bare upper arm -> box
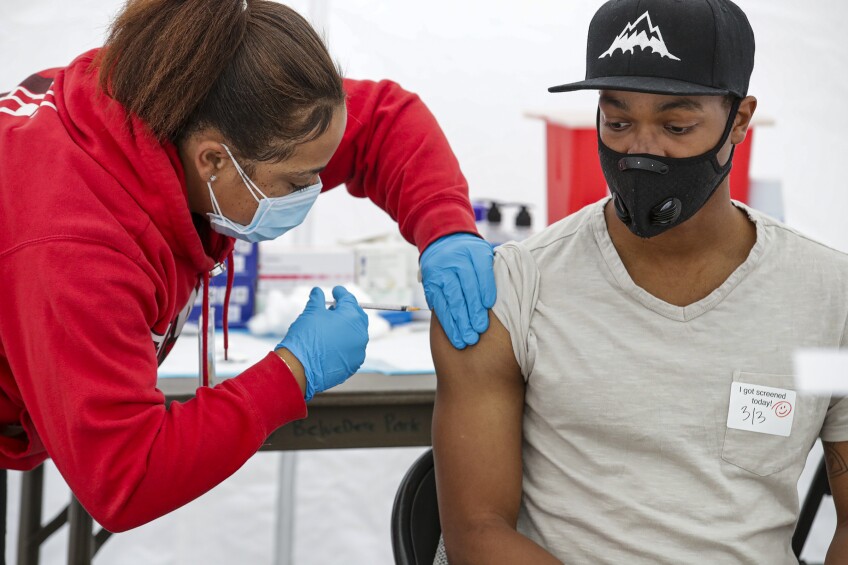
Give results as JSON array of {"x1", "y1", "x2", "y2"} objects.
[
  {"x1": 431, "y1": 311, "x2": 526, "y2": 547},
  {"x1": 824, "y1": 441, "x2": 848, "y2": 523}
]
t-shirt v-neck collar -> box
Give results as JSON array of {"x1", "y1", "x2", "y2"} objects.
[{"x1": 591, "y1": 197, "x2": 768, "y2": 322}]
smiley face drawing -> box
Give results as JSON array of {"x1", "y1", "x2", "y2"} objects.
[{"x1": 773, "y1": 401, "x2": 792, "y2": 418}]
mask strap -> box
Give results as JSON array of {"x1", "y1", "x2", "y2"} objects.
[
  {"x1": 221, "y1": 143, "x2": 269, "y2": 202},
  {"x1": 709, "y1": 97, "x2": 742, "y2": 170},
  {"x1": 719, "y1": 98, "x2": 742, "y2": 147},
  {"x1": 207, "y1": 175, "x2": 225, "y2": 217},
  {"x1": 207, "y1": 175, "x2": 251, "y2": 234}
]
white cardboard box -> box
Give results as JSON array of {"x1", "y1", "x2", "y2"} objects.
[{"x1": 353, "y1": 241, "x2": 420, "y2": 305}]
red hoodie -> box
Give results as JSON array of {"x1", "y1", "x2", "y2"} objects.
[{"x1": 0, "y1": 49, "x2": 476, "y2": 532}]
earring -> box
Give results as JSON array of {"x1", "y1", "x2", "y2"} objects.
[{"x1": 209, "y1": 175, "x2": 217, "y2": 182}]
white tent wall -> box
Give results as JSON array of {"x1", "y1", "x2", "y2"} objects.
[{"x1": 1, "y1": 1, "x2": 846, "y2": 563}]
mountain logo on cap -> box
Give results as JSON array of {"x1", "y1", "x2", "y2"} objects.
[{"x1": 598, "y1": 11, "x2": 680, "y2": 61}]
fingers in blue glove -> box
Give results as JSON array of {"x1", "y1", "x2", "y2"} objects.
[
  {"x1": 430, "y1": 289, "x2": 467, "y2": 350},
  {"x1": 442, "y1": 274, "x2": 479, "y2": 346},
  {"x1": 332, "y1": 285, "x2": 357, "y2": 306},
  {"x1": 463, "y1": 239, "x2": 495, "y2": 334},
  {"x1": 470, "y1": 241, "x2": 497, "y2": 309},
  {"x1": 305, "y1": 287, "x2": 326, "y2": 311},
  {"x1": 331, "y1": 286, "x2": 368, "y2": 326},
  {"x1": 457, "y1": 261, "x2": 489, "y2": 336}
]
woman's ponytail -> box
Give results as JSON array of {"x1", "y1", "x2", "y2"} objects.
[
  {"x1": 97, "y1": 0, "x2": 345, "y2": 163},
  {"x1": 98, "y1": 0, "x2": 248, "y2": 141}
]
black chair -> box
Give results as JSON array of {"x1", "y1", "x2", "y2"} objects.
[
  {"x1": 391, "y1": 449, "x2": 441, "y2": 565},
  {"x1": 794, "y1": 457, "x2": 831, "y2": 565}
]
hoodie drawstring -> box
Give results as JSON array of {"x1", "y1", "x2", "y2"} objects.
[
  {"x1": 201, "y1": 270, "x2": 210, "y2": 388},
  {"x1": 222, "y1": 251, "x2": 234, "y2": 362},
  {"x1": 201, "y1": 252, "x2": 235, "y2": 387}
]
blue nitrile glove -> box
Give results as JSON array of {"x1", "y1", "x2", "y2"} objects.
[
  {"x1": 278, "y1": 287, "x2": 369, "y2": 401},
  {"x1": 420, "y1": 233, "x2": 497, "y2": 349}
]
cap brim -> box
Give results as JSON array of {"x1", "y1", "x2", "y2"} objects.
[{"x1": 548, "y1": 75, "x2": 730, "y2": 96}]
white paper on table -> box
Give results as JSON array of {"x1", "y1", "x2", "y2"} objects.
[
  {"x1": 793, "y1": 348, "x2": 848, "y2": 395},
  {"x1": 158, "y1": 325, "x2": 434, "y2": 379},
  {"x1": 358, "y1": 324, "x2": 434, "y2": 375}
]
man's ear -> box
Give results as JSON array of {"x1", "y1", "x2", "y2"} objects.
[{"x1": 731, "y1": 96, "x2": 757, "y2": 146}]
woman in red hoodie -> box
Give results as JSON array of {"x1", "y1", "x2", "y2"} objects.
[{"x1": 0, "y1": 0, "x2": 494, "y2": 535}]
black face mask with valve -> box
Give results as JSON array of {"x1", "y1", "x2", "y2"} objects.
[{"x1": 596, "y1": 98, "x2": 741, "y2": 239}]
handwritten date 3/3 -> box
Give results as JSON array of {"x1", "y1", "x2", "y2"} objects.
[{"x1": 741, "y1": 405, "x2": 766, "y2": 426}]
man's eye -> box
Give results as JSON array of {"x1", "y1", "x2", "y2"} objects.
[
  {"x1": 605, "y1": 121, "x2": 628, "y2": 131},
  {"x1": 291, "y1": 183, "x2": 312, "y2": 192},
  {"x1": 665, "y1": 125, "x2": 693, "y2": 135}
]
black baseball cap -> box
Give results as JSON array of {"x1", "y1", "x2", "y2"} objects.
[{"x1": 549, "y1": 0, "x2": 755, "y2": 98}]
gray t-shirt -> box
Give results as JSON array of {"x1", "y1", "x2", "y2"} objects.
[{"x1": 483, "y1": 199, "x2": 848, "y2": 564}]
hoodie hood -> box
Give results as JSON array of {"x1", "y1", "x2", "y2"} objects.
[
  {"x1": 1, "y1": 49, "x2": 236, "y2": 375},
  {"x1": 53, "y1": 49, "x2": 232, "y2": 271}
]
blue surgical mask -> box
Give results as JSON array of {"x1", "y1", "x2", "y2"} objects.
[{"x1": 206, "y1": 144, "x2": 322, "y2": 243}]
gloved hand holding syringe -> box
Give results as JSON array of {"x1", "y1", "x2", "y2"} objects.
[{"x1": 276, "y1": 286, "x2": 370, "y2": 401}]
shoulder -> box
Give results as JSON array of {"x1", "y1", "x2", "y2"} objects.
[
  {"x1": 742, "y1": 203, "x2": 848, "y2": 275},
  {"x1": 491, "y1": 201, "x2": 604, "y2": 377},
  {"x1": 496, "y1": 199, "x2": 603, "y2": 268},
  {"x1": 522, "y1": 200, "x2": 601, "y2": 252}
]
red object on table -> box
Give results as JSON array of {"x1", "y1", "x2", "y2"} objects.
[{"x1": 543, "y1": 121, "x2": 755, "y2": 225}]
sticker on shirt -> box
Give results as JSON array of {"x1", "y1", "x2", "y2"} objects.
[{"x1": 726, "y1": 382, "x2": 796, "y2": 437}]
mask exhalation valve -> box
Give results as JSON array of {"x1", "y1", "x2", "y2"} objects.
[
  {"x1": 613, "y1": 194, "x2": 632, "y2": 224},
  {"x1": 650, "y1": 198, "x2": 682, "y2": 225}
]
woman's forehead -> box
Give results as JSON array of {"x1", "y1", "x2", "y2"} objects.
[{"x1": 258, "y1": 106, "x2": 347, "y2": 174}]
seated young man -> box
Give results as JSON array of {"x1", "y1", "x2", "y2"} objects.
[{"x1": 431, "y1": 0, "x2": 848, "y2": 563}]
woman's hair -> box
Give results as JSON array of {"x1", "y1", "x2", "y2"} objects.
[{"x1": 97, "y1": 0, "x2": 345, "y2": 162}]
